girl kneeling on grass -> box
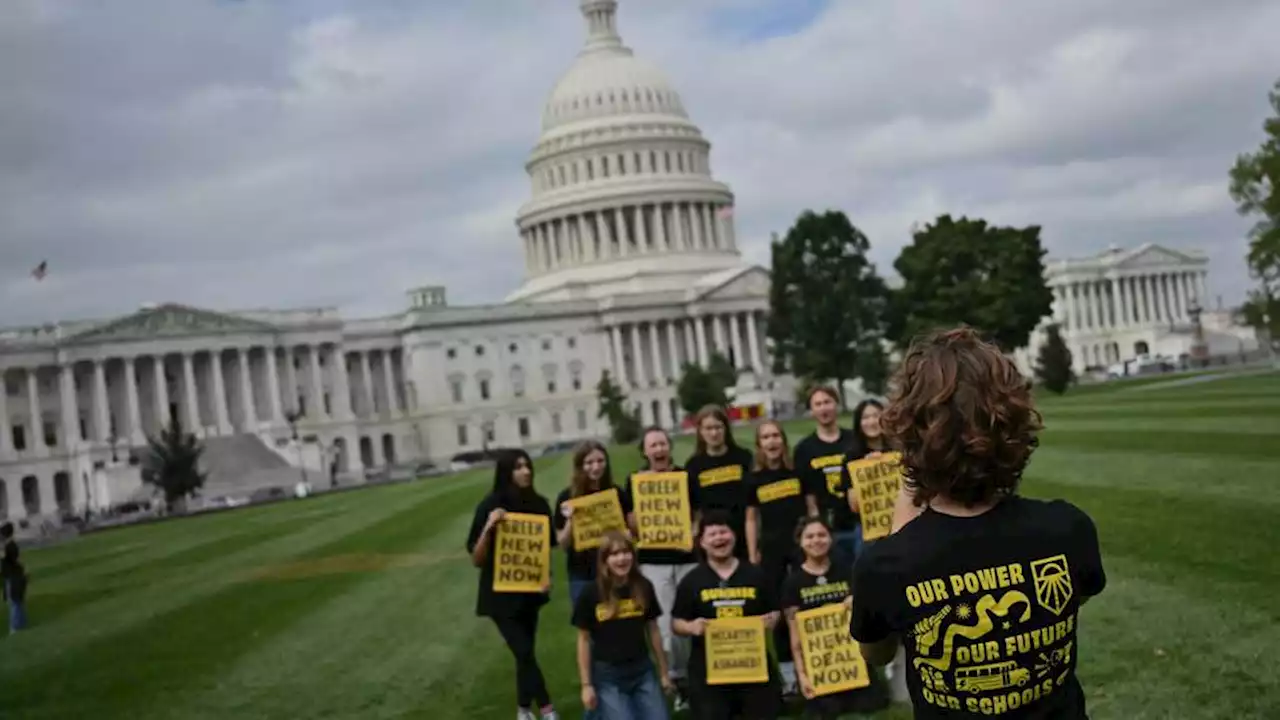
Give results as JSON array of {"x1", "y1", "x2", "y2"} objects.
[
  {"x1": 466, "y1": 450, "x2": 560, "y2": 720},
  {"x1": 573, "y1": 531, "x2": 672, "y2": 720}
]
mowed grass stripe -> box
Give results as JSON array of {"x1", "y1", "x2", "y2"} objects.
[
  {"x1": 1037, "y1": 428, "x2": 1280, "y2": 461},
  {"x1": 138, "y1": 503, "x2": 483, "y2": 720},
  {"x1": 1040, "y1": 417, "x2": 1280, "y2": 436},
  {"x1": 1044, "y1": 400, "x2": 1280, "y2": 420},
  {"x1": 0, "y1": 475, "x2": 480, "y2": 679},
  {"x1": 4, "y1": 479, "x2": 483, "y2": 720},
  {"x1": 1029, "y1": 448, "x2": 1280, "y2": 506}
]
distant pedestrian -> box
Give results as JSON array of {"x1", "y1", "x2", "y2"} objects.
[{"x1": 2, "y1": 522, "x2": 29, "y2": 634}]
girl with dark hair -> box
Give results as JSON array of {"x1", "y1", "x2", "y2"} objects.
[
  {"x1": 781, "y1": 517, "x2": 888, "y2": 719},
  {"x1": 684, "y1": 405, "x2": 753, "y2": 561},
  {"x1": 850, "y1": 327, "x2": 1106, "y2": 719},
  {"x1": 623, "y1": 425, "x2": 699, "y2": 713},
  {"x1": 465, "y1": 450, "x2": 560, "y2": 720},
  {"x1": 850, "y1": 399, "x2": 886, "y2": 458},
  {"x1": 572, "y1": 531, "x2": 671, "y2": 720},
  {"x1": 555, "y1": 440, "x2": 627, "y2": 608},
  {"x1": 744, "y1": 420, "x2": 817, "y2": 696}
]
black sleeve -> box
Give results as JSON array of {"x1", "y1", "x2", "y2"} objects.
[
  {"x1": 542, "y1": 497, "x2": 558, "y2": 549},
  {"x1": 617, "y1": 485, "x2": 633, "y2": 515},
  {"x1": 779, "y1": 571, "x2": 801, "y2": 611},
  {"x1": 644, "y1": 579, "x2": 663, "y2": 620},
  {"x1": 571, "y1": 584, "x2": 596, "y2": 630},
  {"x1": 757, "y1": 567, "x2": 779, "y2": 612},
  {"x1": 745, "y1": 474, "x2": 760, "y2": 508},
  {"x1": 849, "y1": 548, "x2": 893, "y2": 643},
  {"x1": 465, "y1": 496, "x2": 493, "y2": 554},
  {"x1": 672, "y1": 570, "x2": 699, "y2": 621},
  {"x1": 793, "y1": 443, "x2": 819, "y2": 498},
  {"x1": 1070, "y1": 504, "x2": 1106, "y2": 598}
]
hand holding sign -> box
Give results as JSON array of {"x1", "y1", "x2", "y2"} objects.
[
  {"x1": 632, "y1": 472, "x2": 693, "y2": 551},
  {"x1": 847, "y1": 452, "x2": 904, "y2": 541},
  {"x1": 706, "y1": 616, "x2": 769, "y2": 685},
  {"x1": 794, "y1": 603, "x2": 871, "y2": 696},
  {"x1": 566, "y1": 488, "x2": 626, "y2": 550}
]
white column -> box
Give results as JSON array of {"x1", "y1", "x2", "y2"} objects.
[
  {"x1": 688, "y1": 203, "x2": 704, "y2": 250},
  {"x1": 238, "y1": 348, "x2": 257, "y2": 430},
  {"x1": 0, "y1": 371, "x2": 10, "y2": 454},
  {"x1": 712, "y1": 313, "x2": 728, "y2": 358},
  {"x1": 647, "y1": 323, "x2": 664, "y2": 385},
  {"x1": 1089, "y1": 282, "x2": 1101, "y2": 329},
  {"x1": 153, "y1": 356, "x2": 170, "y2": 429},
  {"x1": 124, "y1": 357, "x2": 142, "y2": 443},
  {"x1": 182, "y1": 352, "x2": 200, "y2": 431},
  {"x1": 635, "y1": 205, "x2": 650, "y2": 253},
  {"x1": 521, "y1": 231, "x2": 533, "y2": 274},
  {"x1": 628, "y1": 324, "x2": 646, "y2": 387},
  {"x1": 307, "y1": 346, "x2": 325, "y2": 419},
  {"x1": 673, "y1": 203, "x2": 687, "y2": 251},
  {"x1": 683, "y1": 319, "x2": 696, "y2": 367},
  {"x1": 728, "y1": 313, "x2": 745, "y2": 368},
  {"x1": 616, "y1": 207, "x2": 632, "y2": 257},
  {"x1": 25, "y1": 369, "x2": 45, "y2": 451},
  {"x1": 665, "y1": 320, "x2": 681, "y2": 378},
  {"x1": 333, "y1": 349, "x2": 353, "y2": 420},
  {"x1": 700, "y1": 203, "x2": 716, "y2": 249},
  {"x1": 1161, "y1": 274, "x2": 1175, "y2": 322},
  {"x1": 359, "y1": 352, "x2": 375, "y2": 416},
  {"x1": 1060, "y1": 284, "x2": 1074, "y2": 332},
  {"x1": 59, "y1": 365, "x2": 78, "y2": 451},
  {"x1": 595, "y1": 212, "x2": 613, "y2": 260},
  {"x1": 1135, "y1": 276, "x2": 1147, "y2": 323},
  {"x1": 694, "y1": 316, "x2": 709, "y2": 366},
  {"x1": 610, "y1": 325, "x2": 627, "y2": 386},
  {"x1": 1196, "y1": 271, "x2": 1208, "y2": 306},
  {"x1": 211, "y1": 352, "x2": 232, "y2": 433},
  {"x1": 1116, "y1": 277, "x2": 1129, "y2": 327},
  {"x1": 93, "y1": 360, "x2": 110, "y2": 441},
  {"x1": 746, "y1": 311, "x2": 763, "y2": 375},
  {"x1": 381, "y1": 350, "x2": 398, "y2": 415},
  {"x1": 654, "y1": 204, "x2": 669, "y2": 251},
  {"x1": 266, "y1": 349, "x2": 284, "y2": 423},
  {"x1": 579, "y1": 215, "x2": 597, "y2": 263}
]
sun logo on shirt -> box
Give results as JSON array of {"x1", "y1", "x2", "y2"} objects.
[
  {"x1": 1031, "y1": 555, "x2": 1074, "y2": 616},
  {"x1": 955, "y1": 603, "x2": 972, "y2": 620}
]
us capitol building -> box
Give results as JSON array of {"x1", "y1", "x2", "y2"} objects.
[{"x1": 0, "y1": 0, "x2": 1247, "y2": 524}]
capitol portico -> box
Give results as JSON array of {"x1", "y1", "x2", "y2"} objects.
[{"x1": 0, "y1": 0, "x2": 778, "y2": 524}]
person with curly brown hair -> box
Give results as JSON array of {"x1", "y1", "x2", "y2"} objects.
[{"x1": 849, "y1": 327, "x2": 1105, "y2": 719}]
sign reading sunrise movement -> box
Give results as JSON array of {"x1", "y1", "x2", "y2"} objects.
[
  {"x1": 567, "y1": 488, "x2": 627, "y2": 550},
  {"x1": 493, "y1": 513, "x2": 550, "y2": 593},
  {"x1": 632, "y1": 471, "x2": 693, "y2": 552},
  {"x1": 705, "y1": 616, "x2": 769, "y2": 685},
  {"x1": 848, "y1": 452, "x2": 904, "y2": 541},
  {"x1": 795, "y1": 603, "x2": 871, "y2": 696}
]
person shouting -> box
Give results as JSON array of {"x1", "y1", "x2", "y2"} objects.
[{"x1": 684, "y1": 405, "x2": 754, "y2": 561}]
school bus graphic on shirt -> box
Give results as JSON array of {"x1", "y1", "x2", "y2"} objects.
[{"x1": 955, "y1": 661, "x2": 1031, "y2": 694}]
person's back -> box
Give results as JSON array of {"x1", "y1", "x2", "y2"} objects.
[{"x1": 849, "y1": 327, "x2": 1105, "y2": 719}]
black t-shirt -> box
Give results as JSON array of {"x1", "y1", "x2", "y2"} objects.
[
  {"x1": 781, "y1": 560, "x2": 854, "y2": 612},
  {"x1": 746, "y1": 466, "x2": 810, "y2": 550},
  {"x1": 572, "y1": 577, "x2": 663, "y2": 666},
  {"x1": 622, "y1": 467, "x2": 698, "y2": 566},
  {"x1": 465, "y1": 489, "x2": 556, "y2": 618},
  {"x1": 672, "y1": 561, "x2": 778, "y2": 682},
  {"x1": 850, "y1": 497, "x2": 1106, "y2": 719},
  {"x1": 794, "y1": 429, "x2": 859, "y2": 532},
  {"x1": 685, "y1": 447, "x2": 755, "y2": 523},
  {"x1": 553, "y1": 486, "x2": 632, "y2": 581}
]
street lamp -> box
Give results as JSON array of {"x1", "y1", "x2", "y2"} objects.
[
  {"x1": 106, "y1": 431, "x2": 120, "y2": 464},
  {"x1": 284, "y1": 407, "x2": 308, "y2": 487},
  {"x1": 1187, "y1": 298, "x2": 1209, "y2": 368}
]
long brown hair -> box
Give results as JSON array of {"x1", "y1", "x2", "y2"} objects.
[
  {"x1": 594, "y1": 531, "x2": 646, "y2": 619},
  {"x1": 693, "y1": 404, "x2": 740, "y2": 456},
  {"x1": 570, "y1": 440, "x2": 613, "y2": 498},
  {"x1": 752, "y1": 419, "x2": 793, "y2": 471}
]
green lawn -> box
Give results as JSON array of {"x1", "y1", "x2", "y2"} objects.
[{"x1": 3, "y1": 372, "x2": 1278, "y2": 719}]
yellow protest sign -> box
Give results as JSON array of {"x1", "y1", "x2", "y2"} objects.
[
  {"x1": 706, "y1": 616, "x2": 770, "y2": 685},
  {"x1": 848, "y1": 452, "x2": 903, "y2": 541},
  {"x1": 795, "y1": 603, "x2": 871, "y2": 696},
  {"x1": 493, "y1": 513, "x2": 551, "y2": 593},
  {"x1": 631, "y1": 471, "x2": 693, "y2": 551},
  {"x1": 567, "y1": 488, "x2": 627, "y2": 550}
]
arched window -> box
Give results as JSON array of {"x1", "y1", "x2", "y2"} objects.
[{"x1": 1134, "y1": 340, "x2": 1150, "y2": 356}]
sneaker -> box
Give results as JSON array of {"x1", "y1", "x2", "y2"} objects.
[
  {"x1": 540, "y1": 712, "x2": 560, "y2": 720},
  {"x1": 517, "y1": 709, "x2": 536, "y2": 720}
]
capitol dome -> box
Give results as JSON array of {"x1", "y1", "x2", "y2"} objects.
[{"x1": 507, "y1": 0, "x2": 745, "y2": 304}]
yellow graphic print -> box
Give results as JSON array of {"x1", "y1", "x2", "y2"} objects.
[
  {"x1": 595, "y1": 597, "x2": 645, "y2": 622},
  {"x1": 700, "y1": 464, "x2": 744, "y2": 488},
  {"x1": 757, "y1": 478, "x2": 802, "y2": 504},
  {"x1": 1034, "y1": 640, "x2": 1072, "y2": 679},
  {"x1": 1030, "y1": 555, "x2": 1073, "y2": 616},
  {"x1": 912, "y1": 591, "x2": 1032, "y2": 672},
  {"x1": 809, "y1": 454, "x2": 845, "y2": 497},
  {"x1": 954, "y1": 662, "x2": 1032, "y2": 694},
  {"x1": 911, "y1": 606, "x2": 953, "y2": 656}
]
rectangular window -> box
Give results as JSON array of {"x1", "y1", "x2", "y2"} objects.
[
  {"x1": 12, "y1": 425, "x2": 25, "y2": 451},
  {"x1": 518, "y1": 417, "x2": 530, "y2": 439},
  {"x1": 486, "y1": 424, "x2": 496, "y2": 443},
  {"x1": 323, "y1": 393, "x2": 332, "y2": 416},
  {"x1": 44, "y1": 421, "x2": 57, "y2": 447},
  {"x1": 577, "y1": 409, "x2": 587, "y2": 430},
  {"x1": 551, "y1": 412, "x2": 562, "y2": 435},
  {"x1": 451, "y1": 381, "x2": 463, "y2": 404},
  {"x1": 480, "y1": 379, "x2": 491, "y2": 401},
  {"x1": 571, "y1": 375, "x2": 582, "y2": 391},
  {"x1": 456, "y1": 424, "x2": 468, "y2": 447},
  {"x1": 546, "y1": 381, "x2": 556, "y2": 394}
]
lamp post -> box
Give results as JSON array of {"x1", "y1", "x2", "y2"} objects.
[
  {"x1": 1187, "y1": 298, "x2": 1209, "y2": 368},
  {"x1": 284, "y1": 407, "x2": 308, "y2": 487},
  {"x1": 107, "y1": 431, "x2": 120, "y2": 464}
]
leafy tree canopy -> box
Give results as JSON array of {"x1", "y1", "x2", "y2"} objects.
[
  {"x1": 1229, "y1": 78, "x2": 1280, "y2": 317},
  {"x1": 595, "y1": 370, "x2": 640, "y2": 444}
]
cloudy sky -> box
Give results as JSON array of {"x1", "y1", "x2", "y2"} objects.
[{"x1": 3, "y1": 0, "x2": 1277, "y2": 327}]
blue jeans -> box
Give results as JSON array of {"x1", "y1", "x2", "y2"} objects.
[
  {"x1": 6, "y1": 580, "x2": 27, "y2": 633},
  {"x1": 570, "y1": 578, "x2": 594, "y2": 609},
  {"x1": 834, "y1": 528, "x2": 863, "y2": 566},
  {"x1": 595, "y1": 657, "x2": 669, "y2": 720}
]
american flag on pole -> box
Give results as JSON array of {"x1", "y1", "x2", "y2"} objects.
[
  {"x1": 31, "y1": 260, "x2": 48, "y2": 281},
  {"x1": 716, "y1": 205, "x2": 734, "y2": 220}
]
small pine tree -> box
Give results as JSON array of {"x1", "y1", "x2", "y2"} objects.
[
  {"x1": 596, "y1": 371, "x2": 641, "y2": 444},
  {"x1": 1035, "y1": 324, "x2": 1075, "y2": 395},
  {"x1": 677, "y1": 363, "x2": 727, "y2": 416},
  {"x1": 144, "y1": 415, "x2": 207, "y2": 512}
]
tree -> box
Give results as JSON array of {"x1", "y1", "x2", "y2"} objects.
[
  {"x1": 676, "y1": 352, "x2": 737, "y2": 416},
  {"x1": 888, "y1": 214, "x2": 1053, "y2": 351},
  {"x1": 855, "y1": 341, "x2": 890, "y2": 395},
  {"x1": 1229, "y1": 78, "x2": 1280, "y2": 330},
  {"x1": 1238, "y1": 291, "x2": 1280, "y2": 340},
  {"x1": 1034, "y1": 324, "x2": 1075, "y2": 395},
  {"x1": 143, "y1": 415, "x2": 206, "y2": 512},
  {"x1": 596, "y1": 370, "x2": 640, "y2": 444},
  {"x1": 767, "y1": 210, "x2": 890, "y2": 408}
]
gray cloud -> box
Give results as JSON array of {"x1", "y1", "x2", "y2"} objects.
[{"x1": 2, "y1": 0, "x2": 1276, "y2": 327}]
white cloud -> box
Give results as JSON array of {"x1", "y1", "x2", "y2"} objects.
[{"x1": 1, "y1": 0, "x2": 1276, "y2": 327}]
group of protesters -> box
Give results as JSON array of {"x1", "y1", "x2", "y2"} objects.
[{"x1": 466, "y1": 327, "x2": 1107, "y2": 720}]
